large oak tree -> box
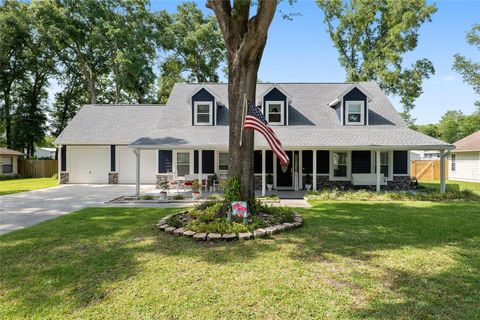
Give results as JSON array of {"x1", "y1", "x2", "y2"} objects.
[
  {"x1": 317, "y1": 0, "x2": 437, "y2": 125},
  {"x1": 206, "y1": 0, "x2": 278, "y2": 200}
]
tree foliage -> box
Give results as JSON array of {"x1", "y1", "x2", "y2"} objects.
[
  {"x1": 156, "y1": 2, "x2": 226, "y2": 103},
  {"x1": 317, "y1": 0, "x2": 437, "y2": 124},
  {"x1": 412, "y1": 110, "x2": 480, "y2": 143},
  {"x1": 0, "y1": 0, "x2": 30, "y2": 148},
  {"x1": 453, "y1": 24, "x2": 480, "y2": 112},
  {"x1": 1, "y1": 0, "x2": 225, "y2": 151}
]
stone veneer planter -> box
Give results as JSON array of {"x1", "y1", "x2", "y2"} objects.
[{"x1": 156, "y1": 211, "x2": 303, "y2": 242}]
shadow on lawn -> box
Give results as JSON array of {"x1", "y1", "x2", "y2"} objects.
[
  {"x1": 0, "y1": 207, "x2": 179, "y2": 316},
  {"x1": 1, "y1": 202, "x2": 479, "y2": 318},
  {"x1": 290, "y1": 201, "x2": 480, "y2": 318}
]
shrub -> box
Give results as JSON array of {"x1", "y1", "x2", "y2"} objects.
[
  {"x1": 140, "y1": 195, "x2": 155, "y2": 200},
  {"x1": 166, "y1": 214, "x2": 183, "y2": 228},
  {"x1": 221, "y1": 176, "x2": 242, "y2": 203},
  {"x1": 190, "y1": 202, "x2": 222, "y2": 223},
  {"x1": 187, "y1": 218, "x2": 249, "y2": 234},
  {"x1": 304, "y1": 188, "x2": 480, "y2": 202},
  {"x1": 170, "y1": 194, "x2": 185, "y2": 200},
  {"x1": 256, "y1": 203, "x2": 295, "y2": 224}
]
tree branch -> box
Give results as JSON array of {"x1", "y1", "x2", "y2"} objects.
[{"x1": 206, "y1": 0, "x2": 232, "y2": 43}]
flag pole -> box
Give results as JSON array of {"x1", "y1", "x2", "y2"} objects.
[{"x1": 239, "y1": 93, "x2": 247, "y2": 146}]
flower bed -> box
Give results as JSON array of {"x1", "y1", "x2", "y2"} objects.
[{"x1": 156, "y1": 201, "x2": 303, "y2": 241}]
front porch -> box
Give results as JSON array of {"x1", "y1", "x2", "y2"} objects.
[{"x1": 130, "y1": 148, "x2": 449, "y2": 196}]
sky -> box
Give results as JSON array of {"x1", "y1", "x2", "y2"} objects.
[{"x1": 150, "y1": 0, "x2": 479, "y2": 124}]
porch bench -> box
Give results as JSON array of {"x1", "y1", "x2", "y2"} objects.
[{"x1": 351, "y1": 173, "x2": 387, "y2": 186}]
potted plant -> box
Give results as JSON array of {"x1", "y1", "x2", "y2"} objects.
[
  {"x1": 191, "y1": 180, "x2": 201, "y2": 199},
  {"x1": 304, "y1": 173, "x2": 312, "y2": 191},
  {"x1": 158, "y1": 180, "x2": 170, "y2": 199},
  {"x1": 266, "y1": 173, "x2": 274, "y2": 191}
]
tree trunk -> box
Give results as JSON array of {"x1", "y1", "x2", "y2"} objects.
[
  {"x1": 88, "y1": 77, "x2": 97, "y2": 104},
  {"x1": 207, "y1": 0, "x2": 277, "y2": 201},
  {"x1": 3, "y1": 88, "x2": 12, "y2": 148},
  {"x1": 227, "y1": 54, "x2": 262, "y2": 200}
]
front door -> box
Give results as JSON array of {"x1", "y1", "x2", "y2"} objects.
[{"x1": 276, "y1": 151, "x2": 293, "y2": 189}]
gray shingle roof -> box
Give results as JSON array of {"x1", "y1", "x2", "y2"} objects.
[{"x1": 55, "y1": 82, "x2": 453, "y2": 150}]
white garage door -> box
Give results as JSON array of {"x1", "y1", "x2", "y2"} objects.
[
  {"x1": 68, "y1": 146, "x2": 109, "y2": 183},
  {"x1": 118, "y1": 147, "x2": 157, "y2": 184}
]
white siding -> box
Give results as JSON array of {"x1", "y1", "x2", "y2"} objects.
[
  {"x1": 117, "y1": 146, "x2": 157, "y2": 184},
  {"x1": 448, "y1": 151, "x2": 480, "y2": 182}
]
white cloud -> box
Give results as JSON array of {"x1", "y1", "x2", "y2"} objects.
[{"x1": 441, "y1": 75, "x2": 456, "y2": 82}]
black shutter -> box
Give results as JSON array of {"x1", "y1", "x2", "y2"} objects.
[
  {"x1": 393, "y1": 151, "x2": 408, "y2": 174},
  {"x1": 316, "y1": 150, "x2": 329, "y2": 174},
  {"x1": 110, "y1": 145, "x2": 116, "y2": 171},
  {"x1": 254, "y1": 151, "x2": 262, "y2": 174},
  {"x1": 352, "y1": 151, "x2": 371, "y2": 173},
  {"x1": 266, "y1": 150, "x2": 273, "y2": 173},
  {"x1": 61, "y1": 146, "x2": 67, "y2": 172},
  {"x1": 202, "y1": 150, "x2": 215, "y2": 173},
  {"x1": 158, "y1": 150, "x2": 172, "y2": 173},
  {"x1": 302, "y1": 151, "x2": 313, "y2": 174},
  {"x1": 194, "y1": 150, "x2": 199, "y2": 174}
]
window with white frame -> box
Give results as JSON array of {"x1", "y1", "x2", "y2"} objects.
[
  {"x1": 2, "y1": 157, "x2": 12, "y2": 173},
  {"x1": 176, "y1": 152, "x2": 190, "y2": 176},
  {"x1": 374, "y1": 151, "x2": 389, "y2": 177},
  {"x1": 219, "y1": 152, "x2": 228, "y2": 171},
  {"x1": 333, "y1": 152, "x2": 348, "y2": 177},
  {"x1": 266, "y1": 101, "x2": 284, "y2": 125},
  {"x1": 194, "y1": 101, "x2": 213, "y2": 125},
  {"x1": 346, "y1": 101, "x2": 364, "y2": 125},
  {"x1": 451, "y1": 154, "x2": 456, "y2": 171}
]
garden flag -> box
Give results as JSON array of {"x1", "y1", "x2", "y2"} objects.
[{"x1": 243, "y1": 100, "x2": 290, "y2": 167}]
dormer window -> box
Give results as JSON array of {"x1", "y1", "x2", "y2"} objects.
[
  {"x1": 346, "y1": 101, "x2": 364, "y2": 125},
  {"x1": 266, "y1": 101, "x2": 284, "y2": 125},
  {"x1": 194, "y1": 101, "x2": 213, "y2": 125}
]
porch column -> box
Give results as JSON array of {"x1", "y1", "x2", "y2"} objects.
[
  {"x1": 57, "y1": 144, "x2": 62, "y2": 184},
  {"x1": 312, "y1": 150, "x2": 317, "y2": 190},
  {"x1": 440, "y1": 150, "x2": 447, "y2": 193},
  {"x1": 134, "y1": 149, "x2": 140, "y2": 196},
  {"x1": 198, "y1": 149, "x2": 202, "y2": 194},
  {"x1": 376, "y1": 150, "x2": 381, "y2": 192},
  {"x1": 261, "y1": 149, "x2": 266, "y2": 196}
]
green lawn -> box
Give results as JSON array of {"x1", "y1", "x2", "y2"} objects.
[
  {"x1": 420, "y1": 179, "x2": 480, "y2": 195},
  {"x1": 1, "y1": 201, "x2": 479, "y2": 319},
  {"x1": 0, "y1": 177, "x2": 58, "y2": 196}
]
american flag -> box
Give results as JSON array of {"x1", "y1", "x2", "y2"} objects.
[{"x1": 244, "y1": 101, "x2": 289, "y2": 166}]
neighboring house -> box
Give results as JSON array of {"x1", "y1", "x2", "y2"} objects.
[
  {"x1": 0, "y1": 148, "x2": 24, "y2": 176},
  {"x1": 55, "y1": 82, "x2": 453, "y2": 193},
  {"x1": 410, "y1": 150, "x2": 441, "y2": 160},
  {"x1": 448, "y1": 131, "x2": 480, "y2": 183},
  {"x1": 34, "y1": 147, "x2": 56, "y2": 159}
]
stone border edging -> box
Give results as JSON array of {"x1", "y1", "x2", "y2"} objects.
[{"x1": 156, "y1": 211, "x2": 303, "y2": 242}]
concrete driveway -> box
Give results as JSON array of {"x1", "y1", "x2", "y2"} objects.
[{"x1": 0, "y1": 184, "x2": 144, "y2": 235}]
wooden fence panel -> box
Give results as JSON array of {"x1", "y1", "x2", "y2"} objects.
[
  {"x1": 18, "y1": 160, "x2": 58, "y2": 178},
  {"x1": 410, "y1": 160, "x2": 448, "y2": 181}
]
